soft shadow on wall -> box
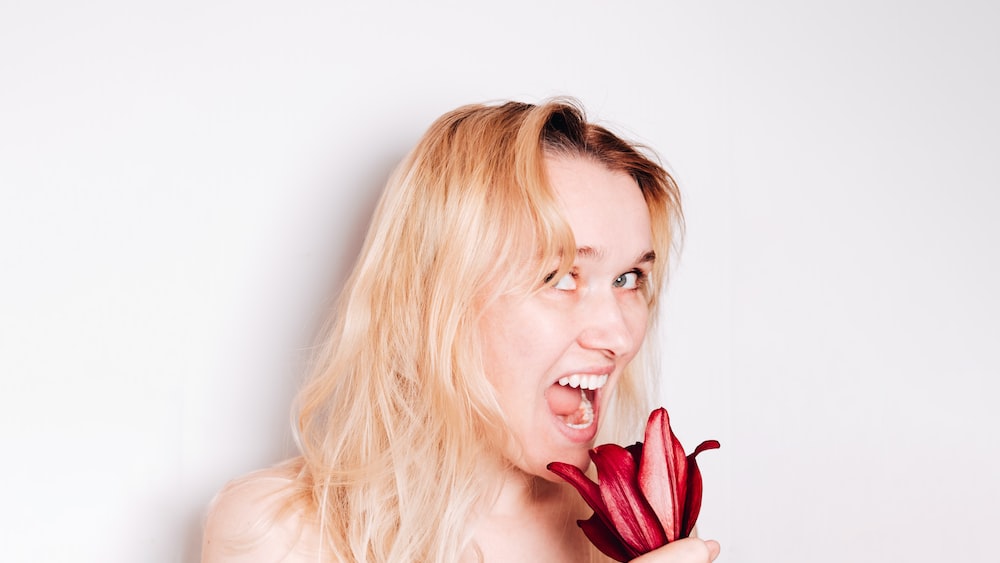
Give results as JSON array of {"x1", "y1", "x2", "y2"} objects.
[{"x1": 179, "y1": 150, "x2": 401, "y2": 562}]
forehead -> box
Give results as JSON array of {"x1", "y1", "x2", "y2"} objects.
[{"x1": 545, "y1": 156, "x2": 652, "y2": 254}]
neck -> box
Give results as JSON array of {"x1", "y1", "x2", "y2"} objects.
[
  {"x1": 467, "y1": 464, "x2": 594, "y2": 562},
  {"x1": 490, "y1": 467, "x2": 568, "y2": 516}
]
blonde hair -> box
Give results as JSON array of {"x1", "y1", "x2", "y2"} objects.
[{"x1": 255, "y1": 99, "x2": 681, "y2": 561}]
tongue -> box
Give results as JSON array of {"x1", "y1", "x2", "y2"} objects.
[{"x1": 545, "y1": 384, "x2": 583, "y2": 416}]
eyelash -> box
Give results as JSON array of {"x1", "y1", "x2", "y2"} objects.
[
  {"x1": 542, "y1": 269, "x2": 647, "y2": 291},
  {"x1": 614, "y1": 269, "x2": 647, "y2": 290},
  {"x1": 542, "y1": 270, "x2": 562, "y2": 285},
  {"x1": 543, "y1": 270, "x2": 578, "y2": 291}
]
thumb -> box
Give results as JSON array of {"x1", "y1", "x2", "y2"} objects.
[
  {"x1": 634, "y1": 537, "x2": 721, "y2": 562},
  {"x1": 704, "y1": 539, "x2": 721, "y2": 560}
]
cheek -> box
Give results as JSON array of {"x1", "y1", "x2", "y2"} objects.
[
  {"x1": 625, "y1": 301, "x2": 651, "y2": 351},
  {"x1": 480, "y1": 304, "x2": 545, "y2": 385},
  {"x1": 479, "y1": 303, "x2": 572, "y2": 397},
  {"x1": 486, "y1": 321, "x2": 561, "y2": 382}
]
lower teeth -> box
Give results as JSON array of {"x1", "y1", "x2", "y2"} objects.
[{"x1": 565, "y1": 389, "x2": 594, "y2": 429}]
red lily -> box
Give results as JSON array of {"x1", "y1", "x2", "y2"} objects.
[{"x1": 548, "y1": 408, "x2": 719, "y2": 562}]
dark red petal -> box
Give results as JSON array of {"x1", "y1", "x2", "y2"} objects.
[
  {"x1": 691, "y1": 439, "x2": 721, "y2": 457},
  {"x1": 681, "y1": 440, "x2": 720, "y2": 538},
  {"x1": 549, "y1": 460, "x2": 628, "y2": 550},
  {"x1": 638, "y1": 407, "x2": 688, "y2": 541},
  {"x1": 626, "y1": 441, "x2": 643, "y2": 464},
  {"x1": 547, "y1": 461, "x2": 606, "y2": 514},
  {"x1": 591, "y1": 443, "x2": 667, "y2": 553},
  {"x1": 637, "y1": 409, "x2": 675, "y2": 537},
  {"x1": 578, "y1": 513, "x2": 640, "y2": 562},
  {"x1": 668, "y1": 425, "x2": 689, "y2": 538}
]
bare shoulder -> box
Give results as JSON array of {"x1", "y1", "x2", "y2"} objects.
[{"x1": 202, "y1": 458, "x2": 320, "y2": 562}]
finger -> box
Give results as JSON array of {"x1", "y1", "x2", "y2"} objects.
[
  {"x1": 704, "y1": 539, "x2": 721, "y2": 561},
  {"x1": 640, "y1": 538, "x2": 716, "y2": 562}
]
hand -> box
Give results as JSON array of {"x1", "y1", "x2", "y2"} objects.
[{"x1": 630, "y1": 537, "x2": 721, "y2": 563}]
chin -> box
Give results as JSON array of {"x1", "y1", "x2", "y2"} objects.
[{"x1": 538, "y1": 449, "x2": 592, "y2": 480}]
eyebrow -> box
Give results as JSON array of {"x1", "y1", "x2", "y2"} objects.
[
  {"x1": 576, "y1": 246, "x2": 605, "y2": 260},
  {"x1": 576, "y1": 246, "x2": 656, "y2": 265},
  {"x1": 638, "y1": 250, "x2": 657, "y2": 264}
]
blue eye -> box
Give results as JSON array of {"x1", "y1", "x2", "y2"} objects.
[{"x1": 613, "y1": 271, "x2": 643, "y2": 289}]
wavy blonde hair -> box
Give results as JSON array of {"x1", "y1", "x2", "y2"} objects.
[{"x1": 255, "y1": 99, "x2": 682, "y2": 561}]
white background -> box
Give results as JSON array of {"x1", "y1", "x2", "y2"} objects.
[{"x1": 2, "y1": 1, "x2": 997, "y2": 561}]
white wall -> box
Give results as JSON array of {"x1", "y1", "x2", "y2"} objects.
[{"x1": 2, "y1": 1, "x2": 997, "y2": 561}]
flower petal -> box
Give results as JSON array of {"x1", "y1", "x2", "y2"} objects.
[
  {"x1": 578, "y1": 513, "x2": 641, "y2": 562},
  {"x1": 548, "y1": 460, "x2": 630, "y2": 552},
  {"x1": 681, "y1": 439, "x2": 720, "y2": 538},
  {"x1": 591, "y1": 443, "x2": 667, "y2": 553},
  {"x1": 549, "y1": 409, "x2": 720, "y2": 559},
  {"x1": 626, "y1": 441, "x2": 643, "y2": 464},
  {"x1": 547, "y1": 461, "x2": 606, "y2": 514},
  {"x1": 637, "y1": 407, "x2": 689, "y2": 541}
]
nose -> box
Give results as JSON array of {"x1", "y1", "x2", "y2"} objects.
[{"x1": 575, "y1": 290, "x2": 641, "y2": 358}]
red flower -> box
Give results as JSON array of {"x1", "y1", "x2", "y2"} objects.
[{"x1": 548, "y1": 408, "x2": 720, "y2": 562}]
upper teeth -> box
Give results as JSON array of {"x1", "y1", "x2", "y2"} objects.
[{"x1": 557, "y1": 374, "x2": 609, "y2": 390}]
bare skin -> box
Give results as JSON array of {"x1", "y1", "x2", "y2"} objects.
[
  {"x1": 467, "y1": 470, "x2": 720, "y2": 562},
  {"x1": 202, "y1": 157, "x2": 720, "y2": 562},
  {"x1": 465, "y1": 474, "x2": 593, "y2": 562},
  {"x1": 202, "y1": 468, "x2": 320, "y2": 562},
  {"x1": 202, "y1": 467, "x2": 719, "y2": 562}
]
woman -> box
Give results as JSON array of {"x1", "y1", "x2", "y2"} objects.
[{"x1": 202, "y1": 99, "x2": 720, "y2": 562}]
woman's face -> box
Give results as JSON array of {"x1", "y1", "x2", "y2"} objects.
[{"x1": 480, "y1": 155, "x2": 654, "y2": 479}]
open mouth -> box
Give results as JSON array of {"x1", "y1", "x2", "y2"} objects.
[{"x1": 547, "y1": 374, "x2": 609, "y2": 430}]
